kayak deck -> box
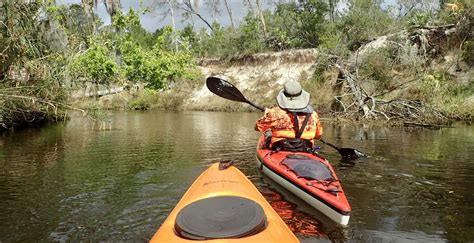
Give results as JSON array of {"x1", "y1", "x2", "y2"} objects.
[
  {"x1": 256, "y1": 136, "x2": 351, "y2": 226},
  {"x1": 150, "y1": 162, "x2": 299, "y2": 243}
]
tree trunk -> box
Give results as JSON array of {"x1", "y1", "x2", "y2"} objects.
[
  {"x1": 255, "y1": 0, "x2": 267, "y2": 38},
  {"x1": 244, "y1": 0, "x2": 256, "y2": 16},
  {"x1": 81, "y1": 0, "x2": 96, "y2": 34},
  {"x1": 182, "y1": 0, "x2": 214, "y2": 32},
  {"x1": 168, "y1": 0, "x2": 178, "y2": 52},
  {"x1": 104, "y1": 0, "x2": 122, "y2": 35},
  {"x1": 223, "y1": 0, "x2": 235, "y2": 28},
  {"x1": 95, "y1": 82, "x2": 99, "y2": 101},
  {"x1": 195, "y1": 12, "x2": 214, "y2": 32},
  {"x1": 329, "y1": 0, "x2": 335, "y2": 23}
]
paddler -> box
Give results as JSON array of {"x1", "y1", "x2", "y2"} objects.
[{"x1": 255, "y1": 80, "x2": 323, "y2": 152}]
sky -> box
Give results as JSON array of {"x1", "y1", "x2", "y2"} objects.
[
  {"x1": 57, "y1": 0, "x2": 276, "y2": 32},
  {"x1": 56, "y1": 0, "x2": 431, "y2": 33}
]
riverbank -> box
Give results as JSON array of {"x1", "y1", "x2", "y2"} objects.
[
  {"x1": 3, "y1": 40, "x2": 472, "y2": 133},
  {"x1": 2, "y1": 1, "x2": 472, "y2": 133},
  {"x1": 88, "y1": 46, "x2": 472, "y2": 126}
]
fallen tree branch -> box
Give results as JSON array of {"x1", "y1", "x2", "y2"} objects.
[
  {"x1": 333, "y1": 63, "x2": 374, "y2": 118},
  {"x1": 403, "y1": 122, "x2": 447, "y2": 128},
  {"x1": 412, "y1": 24, "x2": 456, "y2": 30},
  {"x1": 0, "y1": 94, "x2": 86, "y2": 115}
]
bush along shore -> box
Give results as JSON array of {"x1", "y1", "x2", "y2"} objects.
[{"x1": 1, "y1": 1, "x2": 472, "y2": 132}]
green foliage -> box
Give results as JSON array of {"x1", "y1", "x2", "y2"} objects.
[
  {"x1": 65, "y1": 9, "x2": 198, "y2": 92},
  {"x1": 113, "y1": 8, "x2": 141, "y2": 31},
  {"x1": 417, "y1": 70, "x2": 473, "y2": 118},
  {"x1": 180, "y1": 22, "x2": 241, "y2": 58},
  {"x1": 358, "y1": 48, "x2": 395, "y2": 91},
  {"x1": 155, "y1": 91, "x2": 188, "y2": 111},
  {"x1": 421, "y1": 70, "x2": 473, "y2": 97},
  {"x1": 408, "y1": 12, "x2": 433, "y2": 27},
  {"x1": 267, "y1": 1, "x2": 328, "y2": 49},
  {"x1": 71, "y1": 42, "x2": 120, "y2": 85},
  {"x1": 290, "y1": 0, "x2": 328, "y2": 48},
  {"x1": 337, "y1": 0, "x2": 395, "y2": 51},
  {"x1": 311, "y1": 53, "x2": 334, "y2": 84},
  {"x1": 207, "y1": 22, "x2": 236, "y2": 57},
  {"x1": 128, "y1": 89, "x2": 158, "y2": 110},
  {"x1": 82, "y1": 101, "x2": 110, "y2": 121},
  {"x1": 237, "y1": 15, "x2": 267, "y2": 54},
  {"x1": 0, "y1": 1, "x2": 72, "y2": 129},
  {"x1": 128, "y1": 98, "x2": 151, "y2": 110},
  {"x1": 318, "y1": 23, "x2": 349, "y2": 55},
  {"x1": 319, "y1": 27, "x2": 340, "y2": 50},
  {"x1": 461, "y1": 40, "x2": 474, "y2": 66},
  {"x1": 119, "y1": 41, "x2": 148, "y2": 82},
  {"x1": 111, "y1": 9, "x2": 156, "y2": 48},
  {"x1": 120, "y1": 26, "x2": 197, "y2": 90},
  {"x1": 180, "y1": 25, "x2": 201, "y2": 53},
  {"x1": 1, "y1": 1, "x2": 48, "y2": 74}
]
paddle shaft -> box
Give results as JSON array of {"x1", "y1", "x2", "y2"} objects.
[
  {"x1": 320, "y1": 139, "x2": 340, "y2": 150},
  {"x1": 247, "y1": 101, "x2": 264, "y2": 112}
]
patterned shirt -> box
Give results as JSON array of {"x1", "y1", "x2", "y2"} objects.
[{"x1": 255, "y1": 105, "x2": 323, "y2": 144}]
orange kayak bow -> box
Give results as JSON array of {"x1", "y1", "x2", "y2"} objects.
[{"x1": 150, "y1": 161, "x2": 299, "y2": 243}]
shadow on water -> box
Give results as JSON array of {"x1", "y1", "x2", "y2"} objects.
[{"x1": 0, "y1": 111, "x2": 473, "y2": 242}]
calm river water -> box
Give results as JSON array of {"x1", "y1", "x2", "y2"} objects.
[{"x1": 1, "y1": 111, "x2": 473, "y2": 242}]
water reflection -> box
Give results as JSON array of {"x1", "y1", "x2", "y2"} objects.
[
  {"x1": 0, "y1": 111, "x2": 473, "y2": 242},
  {"x1": 260, "y1": 188, "x2": 323, "y2": 236}
]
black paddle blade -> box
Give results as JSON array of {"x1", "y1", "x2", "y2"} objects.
[
  {"x1": 206, "y1": 77, "x2": 248, "y2": 103},
  {"x1": 339, "y1": 148, "x2": 367, "y2": 159},
  {"x1": 320, "y1": 139, "x2": 366, "y2": 159},
  {"x1": 206, "y1": 76, "x2": 265, "y2": 111}
]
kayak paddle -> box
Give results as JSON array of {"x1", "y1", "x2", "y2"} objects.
[
  {"x1": 206, "y1": 76, "x2": 366, "y2": 159},
  {"x1": 320, "y1": 139, "x2": 367, "y2": 158},
  {"x1": 206, "y1": 77, "x2": 265, "y2": 112}
]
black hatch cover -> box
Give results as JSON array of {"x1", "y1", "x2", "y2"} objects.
[
  {"x1": 282, "y1": 157, "x2": 334, "y2": 181},
  {"x1": 175, "y1": 196, "x2": 267, "y2": 240}
]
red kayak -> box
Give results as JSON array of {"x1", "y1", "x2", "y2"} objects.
[{"x1": 256, "y1": 136, "x2": 351, "y2": 226}]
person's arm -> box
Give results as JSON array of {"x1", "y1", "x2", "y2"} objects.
[{"x1": 255, "y1": 108, "x2": 274, "y2": 132}]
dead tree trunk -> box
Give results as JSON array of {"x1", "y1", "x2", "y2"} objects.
[
  {"x1": 333, "y1": 63, "x2": 373, "y2": 118},
  {"x1": 223, "y1": 0, "x2": 235, "y2": 28},
  {"x1": 182, "y1": 0, "x2": 214, "y2": 32},
  {"x1": 167, "y1": 0, "x2": 178, "y2": 52},
  {"x1": 255, "y1": 0, "x2": 267, "y2": 38}
]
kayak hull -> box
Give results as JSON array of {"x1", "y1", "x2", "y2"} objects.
[
  {"x1": 150, "y1": 162, "x2": 299, "y2": 243},
  {"x1": 256, "y1": 136, "x2": 351, "y2": 226}
]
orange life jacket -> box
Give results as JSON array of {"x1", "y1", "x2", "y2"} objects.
[{"x1": 255, "y1": 106, "x2": 323, "y2": 145}]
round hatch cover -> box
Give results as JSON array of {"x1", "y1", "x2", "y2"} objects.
[{"x1": 175, "y1": 196, "x2": 267, "y2": 240}]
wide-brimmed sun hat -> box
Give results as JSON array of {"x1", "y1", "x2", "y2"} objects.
[{"x1": 276, "y1": 80, "x2": 310, "y2": 110}]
